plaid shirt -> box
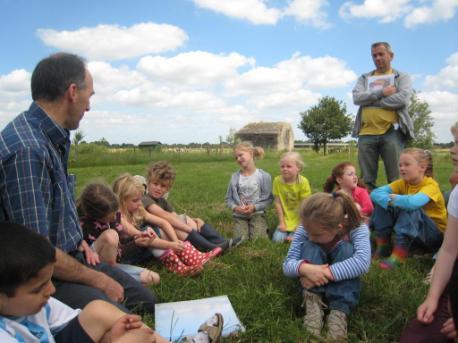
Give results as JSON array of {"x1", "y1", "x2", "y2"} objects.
[{"x1": 0, "y1": 102, "x2": 82, "y2": 252}]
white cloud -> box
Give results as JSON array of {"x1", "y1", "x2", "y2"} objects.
[
  {"x1": 137, "y1": 51, "x2": 255, "y2": 87},
  {"x1": 339, "y1": 0, "x2": 412, "y2": 23},
  {"x1": 0, "y1": 69, "x2": 30, "y2": 95},
  {"x1": 37, "y1": 22, "x2": 188, "y2": 61},
  {"x1": 405, "y1": 0, "x2": 458, "y2": 28},
  {"x1": 193, "y1": 0, "x2": 281, "y2": 25},
  {"x1": 425, "y1": 52, "x2": 458, "y2": 90},
  {"x1": 283, "y1": 0, "x2": 331, "y2": 28},
  {"x1": 276, "y1": 53, "x2": 357, "y2": 88}
]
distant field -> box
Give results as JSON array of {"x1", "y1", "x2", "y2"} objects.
[{"x1": 69, "y1": 148, "x2": 454, "y2": 342}]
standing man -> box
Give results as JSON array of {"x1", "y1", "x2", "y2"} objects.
[
  {"x1": 0, "y1": 53, "x2": 156, "y2": 313},
  {"x1": 352, "y1": 42, "x2": 414, "y2": 190}
]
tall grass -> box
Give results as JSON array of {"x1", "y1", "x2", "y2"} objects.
[{"x1": 70, "y1": 148, "x2": 454, "y2": 342}]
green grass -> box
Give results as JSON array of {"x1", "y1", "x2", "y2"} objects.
[{"x1": 70, "y1": 149, "x2": 454, "y2": 342}]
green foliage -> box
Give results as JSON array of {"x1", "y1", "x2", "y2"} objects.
[
  {"x1": 408, "y1": 91, "x2": 435, "y2": 149},
  {"x1": 70, "y1": 151, "x2": 453, "y2": 342},
  {"x1": 71, "y1": 130, "x2": 84, "y2": 161},
  {"x1": 299, "y1": 96, "x2": 353, "y2": 155}
]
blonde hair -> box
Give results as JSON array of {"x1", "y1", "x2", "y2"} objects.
[
  {"x1": 451, "y1": 121, "x2": 458, "y2": 135},
  {"x1": 300, "y1": 192, "x2": 361, "y2": 235},
  {"x1": 280, "y1": 151, "x2": 304, "y2": 172},
  {"x1": 401, "y1": 148, "x2": 434, "y2": 178},
  {"x1": 112, "y1": 173, "x2": 146, "y2": 227},
  {"x1": 234, "y1": 141, "x2": 265, "y2": 160}
]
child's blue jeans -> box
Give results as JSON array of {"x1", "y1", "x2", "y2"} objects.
[
  {"x1": 371, "y1": 204, "x2": 443, "y2": 251},
  {"x1": 272, "y1": 228, "x2": 295, "y2": 242},
  {"x1": 300, "y1": 240, "x2": 360, "y2": 315}
]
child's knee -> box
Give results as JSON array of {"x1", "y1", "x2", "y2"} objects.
[{"x1": 98, "y1": 229, "x2": 120, "y2": 247}]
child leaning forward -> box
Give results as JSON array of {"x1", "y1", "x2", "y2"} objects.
[{"x1": 283, "y1": 192, "x2": 371, "y2": 340}]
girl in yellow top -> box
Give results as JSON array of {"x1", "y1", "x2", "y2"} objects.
[
  {"x1": 371, "y1": 148, "x2": 447, "y2": 269},
  {"x1": 272, "y1": 152, "x2": 311, "y2": 243}
]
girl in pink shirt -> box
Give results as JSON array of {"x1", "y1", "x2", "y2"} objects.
[{"x1": 324, "y1": 162, "x2": 373, "y2": 219}]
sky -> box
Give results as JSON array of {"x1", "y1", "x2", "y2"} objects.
[{"x1": 0, "y1": 0, "x2": 457, "y2": 145}]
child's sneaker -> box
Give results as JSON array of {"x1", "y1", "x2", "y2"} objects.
[
  {"x1": 325, "y1": 309, "x2": 348, "y2": 341},
  {"x1": 302, "y1": 290, "x2": 326, "y2": 336}
]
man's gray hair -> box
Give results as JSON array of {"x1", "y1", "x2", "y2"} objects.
[{"x1": 371, "y1": 42, "x2": 393, "y2": 55}]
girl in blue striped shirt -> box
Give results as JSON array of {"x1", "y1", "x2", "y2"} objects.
[{"x1": 283, "y1": 192, "x2": 371, "y2": 340}]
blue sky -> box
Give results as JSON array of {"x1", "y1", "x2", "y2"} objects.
[{"x1": 0, "y1": 0, "x2": 457, "y2": 144}]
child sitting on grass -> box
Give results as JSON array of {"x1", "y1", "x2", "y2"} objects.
[
  {"x1": 78, "y1": 182, "x2": 160, "y2": 286},
  {"x1": 323, "y1": 161, "x2": 373, "y2": 219},
  {"x1": 272, "y1": 151, "x2": 311, "y2": 243},
  {"x1": 371, "y1": 148, "x2": 447, "y2": 270},
  {"x1": 283, "y1": 192, "x2": 371, "y2": 340},
  {"x1": 226, "y1": 142, "x2": 273, "y2": 240},
  {"x1": 0, "y1": 221, "x2": 163, "y2": 343},
  {"x1": 113, "y1": 173, "x2": 221, "y2": 277},
  {"x1": 142, "y1": 161, "x2": 242, "y2": 253}
]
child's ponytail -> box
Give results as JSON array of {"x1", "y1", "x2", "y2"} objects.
[
  {"x1": 333, "y1": 192, "x2": 362, "y2": 233},
  {"x1": 300, "y1": 192, "x2": 362, "y2": 235}
]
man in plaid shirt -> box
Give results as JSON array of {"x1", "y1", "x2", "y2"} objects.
[{"x1": 0, "y1": 53, "x2": 156, "y2": 314}]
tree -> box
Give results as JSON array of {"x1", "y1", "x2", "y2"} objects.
[
  {"x1": 408, "y1": 91, "x2": 435, "y2": 149},
  {"x1": 72, "y1": 130, "x2": 84, "y2": 161},
  {"x1": 299, "y1": 96, "x2": 353, "y2": 155},
  {"x1": 226, "y1": 128, "x2": 237, "y2": 146}
]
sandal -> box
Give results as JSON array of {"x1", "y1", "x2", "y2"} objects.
[{"x1": 198, "y1": 313, "x2": 224, "y2": 343}]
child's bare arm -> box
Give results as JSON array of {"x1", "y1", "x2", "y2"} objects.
[
  {"x1": 144, "y1": 211, "x2": 180, "y2": 242},
  {"x1": 148, "y1": 237, "x2": 184, "y2": 251},
  {"x1": 120, "y1": 217, "x2": 143, "y2": 237},
  {"x1": 145, "y1": 203, "x2": 193, "y2": 233}
]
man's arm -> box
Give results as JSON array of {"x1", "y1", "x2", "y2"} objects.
[
  {"x1": 352, "y1": 74, "x2": 384, "y2": 107},
  {"x1": 377, "y1": 72, "x2": 412, "y2": 110},
  {"x1": 54, "y1": 248, "x2": 124, "y2": 302}
]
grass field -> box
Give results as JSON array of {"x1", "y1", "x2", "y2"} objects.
[{"x1": 70, "y1": 149, "x2": 455, "y2": 342}]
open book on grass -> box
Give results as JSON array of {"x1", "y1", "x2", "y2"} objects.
[{"x1": 155, "y1": 295, "x2": 245, "y2": 341}]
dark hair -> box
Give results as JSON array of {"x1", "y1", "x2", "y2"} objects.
[
  {"x1": 77, "y1": 183, "x2": 119, "y2": 221},
  {"x1": 0, "y1": 222, "x2": 56, "y2": 296},
  {"x1": 31, "y1": 52, "x2": 87, "y2": 102},
  {"x1": 323, "y1": 161, "x2": 367, "y2": 193},
  {"x1": 300, "y1": 192, "x2": 362, "y2": 235},
  {"x1": 146, "y1": 161, "x2": 176, "y2": 186}
]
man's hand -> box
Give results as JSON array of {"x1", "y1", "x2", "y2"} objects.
[
  {"x1": 383, "y1": 85, "x2": 397, "y2": 96},
  {"x1": 95, "y1": 272, "x2": 124, "y2": 303}
]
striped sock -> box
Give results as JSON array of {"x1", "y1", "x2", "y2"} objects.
[
  {"x1": 374, "y1": 237, "x2": 391, "y2": 259},
  {"x1": 379, "y1": 246, "x2": 408, "y2": 270}
]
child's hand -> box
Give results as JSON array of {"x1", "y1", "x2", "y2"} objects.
[
  {"x1": 171, "y1": 241, "x2": 185, "y2": 252},
  {"x1": 441, "y1": 317, "x2": 457, "y2": 339},
  {"x1": 134, "y1": 236, "x2": 151, "y2": 247},
  {"x1": 144, "y1": 227, "x2": 156, "y2": 237},
  {"x1": 110, "y1": 314, "x2": 148, "y2": 341},
  {"x1": 234, "y1": 206, "x2": 246, "y2": 214},
  {"x1": 78, "y1": 240, "x2": 100, "y2": 266},
  {"x1": 278, "y1": 222, "x2": 287, "y2": 232},
  {"x1": 299, "y1": 263, "x2": 330, "y2": 287}
]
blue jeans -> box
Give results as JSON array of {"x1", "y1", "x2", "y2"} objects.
[
  {"x1": 53, "y1": 251, "x2": 157, "y2": 314},
  {"x1": 372, "y1": 204, "x2": 443, "y2": 251},
  {"x1": 117, "y1": 263, "x2": 146, "y2": 283},
  {"x1": 300, "y1": 240, "x2": 360, "y2": 315},
  {"x1": 358, "y1": 126, "x2": 405, "y2": 190},
  {"x1": 272, "y1": 228, "x2": 295, "y2": 242}
]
